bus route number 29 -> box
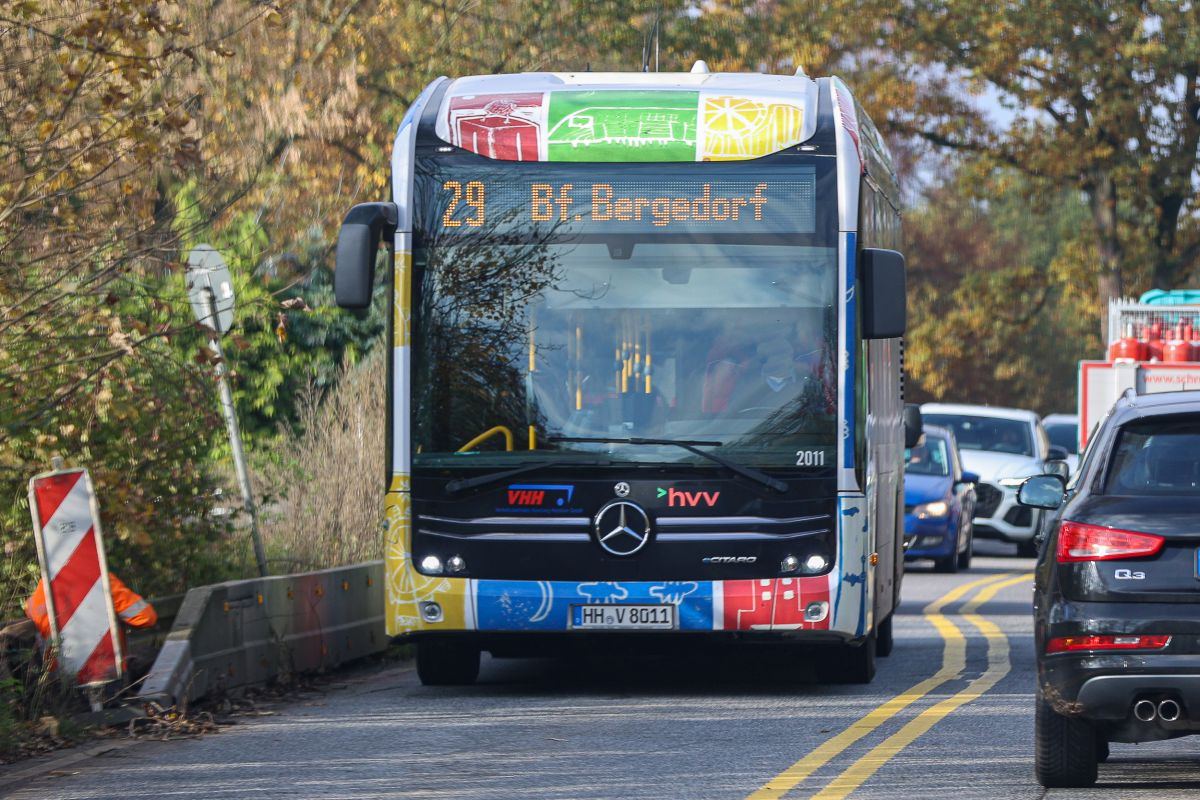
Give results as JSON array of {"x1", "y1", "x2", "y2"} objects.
[
  {"x1": 795, "y1": 449, "x2": 826, "y2": 467},
  {"x1": 442, "y1": 180, "x2": 485, "y2": 227}
]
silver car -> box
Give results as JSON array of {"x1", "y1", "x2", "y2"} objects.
[{"x1": 921, "y1": 403, "x2": 1068, "y2": 557}]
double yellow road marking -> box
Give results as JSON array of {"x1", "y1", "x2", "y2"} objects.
[{"x1": 747, "y1": 571, "x2": 1032, "y2": 800}]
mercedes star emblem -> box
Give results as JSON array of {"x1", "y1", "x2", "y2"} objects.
[
  {"x1": 614, "y1": 481, "x2": 631, "y2": 498},
  {"x1": 593, "y1": 500, "x2": 651, "y2": 557}
]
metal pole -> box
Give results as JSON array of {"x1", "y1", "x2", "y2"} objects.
[{"x1": 202, "y1": 289, "x2": 269, "y2": 577}]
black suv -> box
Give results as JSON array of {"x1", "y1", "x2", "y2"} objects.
[{"x1": 1019, "y1": 390, "x2": 1200, "y2": 787}]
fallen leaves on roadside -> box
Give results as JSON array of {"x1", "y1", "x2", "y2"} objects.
[{"x1": 127, "y1": 705, "x2": 220, "y2": 741}]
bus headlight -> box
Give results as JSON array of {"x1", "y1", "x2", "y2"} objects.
[
  {"x1": 419, "y1": 555, "x2": 443, "y2": 574},
  {"x1": 446, "y1": 555, "x2": 466, "y2": 574},
  {"x1": 802, "y1": 554, "x2": 828, "y2": 574}
]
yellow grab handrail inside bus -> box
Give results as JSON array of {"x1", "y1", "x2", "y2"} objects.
[{"x1": 457, "y1": 425, "x2": 514, "y2": 453}]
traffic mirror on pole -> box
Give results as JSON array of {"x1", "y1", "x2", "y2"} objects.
[{"x1": 186, "y1": 244, "x2": 235, "y2": 334}]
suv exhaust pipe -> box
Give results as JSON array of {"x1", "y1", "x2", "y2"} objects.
[
  {"x1": 1133, "y1": 699, "x2": 1157, "y2": 722},
  {"x1": 1158, "y1": 699, "x2": 1182, "y2": 722}
]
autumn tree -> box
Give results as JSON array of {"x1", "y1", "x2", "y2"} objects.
[
  {"x1": 882, "y1": 1, "x2": 1200, "y2": 328},
  {"x1": 172, "y1": 0, "x2": 668, "y2": 248},
  {"x1": 904, "y1": 166, "x2": 1101, "y2": 413},
  {"x1": 0, "y1": 2, "x2": 262, "y2": 613}
]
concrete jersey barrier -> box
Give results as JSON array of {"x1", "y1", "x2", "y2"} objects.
[{"x1": 139, "y1": 561, "x2": 385, "y2": 707}]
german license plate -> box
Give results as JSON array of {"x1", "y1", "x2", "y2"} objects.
[{"x1": 570, "y1": 604, "x2": 675, "y2": 630}]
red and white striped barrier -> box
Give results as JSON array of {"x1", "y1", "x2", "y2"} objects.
[{"x1": 28, "y1": 468, "x2": 124, "y2": 685}]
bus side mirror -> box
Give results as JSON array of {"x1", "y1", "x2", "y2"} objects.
[
  {"x1": 335, "y1": 202, "x2": 398, "y2": 309},
  {"x1": 903, "y1": 403, "x2": 923, "y2": 449},
  {"x1": 861, "y1": 248, "x2": 906, "y2": 339}
]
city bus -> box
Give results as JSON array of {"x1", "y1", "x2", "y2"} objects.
[{"x1": 334, "y1": 64, "x2": 914, "y2": 685}]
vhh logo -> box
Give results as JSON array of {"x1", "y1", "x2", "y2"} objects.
[
  {"x1": 658, "y1": 486, "x2": 720, "y2": 508},
  {"x1": 507, "y1": 489, "x2": 545, "y2": 506},
  {"x1": 504, "y1": 484, "x2": 574, "y2": 509}
]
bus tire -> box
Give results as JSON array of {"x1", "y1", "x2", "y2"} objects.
[
  {"x1": 416, "y1": 641, "x2": 480, "y2": 686},
  {"x1": 876, "y1": 614, "x2": 894, "y2": 658},
  {"x1": 816, "y1": 632, "x2": 876, "y2": 684}
]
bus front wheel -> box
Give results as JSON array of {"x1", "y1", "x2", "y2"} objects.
[
  {"x1": 416, "y1": 640, "x2": 480, "y2": 686},
  {"x1": 876, "y1": 614, "x2": 894, "y2": 658},
  {"x1": 816, "y1": 632, "x2": 876, "y2": 684}
]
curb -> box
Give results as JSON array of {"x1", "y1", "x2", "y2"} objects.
[{"x1": 0, "y1": 738, "x2": 141, "y2": 794}]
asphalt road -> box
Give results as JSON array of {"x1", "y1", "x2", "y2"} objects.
[{"x1": 7, "y1": 547, "x2": 1200, "y2": 799}]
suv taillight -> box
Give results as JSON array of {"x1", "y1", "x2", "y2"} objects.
[
  {"x1": 1045, "y1": 634, "x2": 1171, "y2": 654},
  {"x1": 1056, "y1": 521, "x2": 1164, "y2": 563}
]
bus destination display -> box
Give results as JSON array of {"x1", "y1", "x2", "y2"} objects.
[{"x1": 432, "y1": 171, "x2": 816, "y2": 236}]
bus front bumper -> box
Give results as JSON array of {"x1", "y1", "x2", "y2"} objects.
[{"x1": 388, "y1": 573, "x2": 870, "y2": 641}]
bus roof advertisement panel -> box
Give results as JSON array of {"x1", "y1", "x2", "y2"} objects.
[
  {"x1": 698, "y1": 95, "x2": 805, "y2": 161},
  {"x1": 546, "y1": 90, "x2": 699, "y2": 162},
  {"x1": 445, "y1": 92, "x2": 547, "y2": 161},
  {"x1": 434, "y1": 79, "x2": 813, "y2": 162}
]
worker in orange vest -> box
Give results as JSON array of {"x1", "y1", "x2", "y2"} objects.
[{"x1": 25, "y1": 574, "x2": 157, "y2": 669}]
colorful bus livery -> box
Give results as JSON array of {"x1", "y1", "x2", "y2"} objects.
[{"x1": 335, "y1": 66, "x2": 913, "y2": 685}]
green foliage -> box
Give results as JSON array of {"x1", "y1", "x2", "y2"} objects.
[
  {"x1": 0, "y1": 676, "x2": 19, "y2": 756},
  {"x1": 172, "y1": 183, "x2": 386, "y2": 443},
  {"x1": 0, "y1": 278, "x2": 239, "y2": 617}
]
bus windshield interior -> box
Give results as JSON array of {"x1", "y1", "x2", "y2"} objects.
[{"x1": 410, "y1": 159, "x2": 838, "y2": 469}]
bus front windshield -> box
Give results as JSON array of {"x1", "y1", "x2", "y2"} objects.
[{"x1": 410, "y1": 158, "x2": 838, "y2": 469}]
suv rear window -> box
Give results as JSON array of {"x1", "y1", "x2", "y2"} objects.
[{"x1": 1104, "y1": 416, "x2": 1200, "y2": 495}]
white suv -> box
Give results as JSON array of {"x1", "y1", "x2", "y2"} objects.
[{"x1": 920, "y1": 403, "x2": 1063, "y2": 557}]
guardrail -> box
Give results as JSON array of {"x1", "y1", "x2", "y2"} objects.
[
  {"x1": 138, "y1": 561, "x2": 386, "y2": 708},
  {"x1": 1, "y1": 593, "x2": 183, "y2": 675}
]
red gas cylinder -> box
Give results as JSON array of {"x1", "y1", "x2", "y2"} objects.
[
  {"x1": 1165, "y1": 323, "x2": 1192, "y2": 362},
  {"x1": 1147, "y1": 319, "x2": 1165, "y2": 361},
  {"x1": 1109, "y1": 326, "x2": 1145, "y2": 361}
]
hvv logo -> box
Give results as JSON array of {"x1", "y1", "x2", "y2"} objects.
[
  {"x1": 505, "y1": 484, "x2": 574, "y2": 508},
  {"x1": 657, "y1": 486, "x2": 720, "y2": 508}
]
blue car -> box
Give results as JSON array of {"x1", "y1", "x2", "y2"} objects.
[{"x1": 904, "y1": 424, "x2": 979, "y2": 572}]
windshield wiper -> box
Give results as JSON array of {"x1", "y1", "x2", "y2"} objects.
[
  {"x1": 444, "y1": 458, "x2": 608, "y2": 495},
  {"x1": 547, "y1": 436, "x2": 788, "y2": 494}
]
